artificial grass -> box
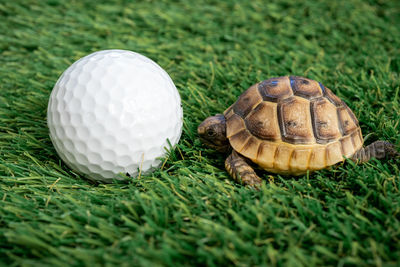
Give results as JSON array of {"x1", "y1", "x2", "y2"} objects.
[{"x1": 0, "y1": 0, "x2": 399, "y2": 266}]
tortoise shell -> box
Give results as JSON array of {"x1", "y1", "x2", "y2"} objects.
[{"x1": 223, "y1": 76, "x2": 363, "y2": 175}]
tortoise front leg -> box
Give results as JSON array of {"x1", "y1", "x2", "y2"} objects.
[{"x1": 225, "y1": 150, "x2": 262, "y2": 187}]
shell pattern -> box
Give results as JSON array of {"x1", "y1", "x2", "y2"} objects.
[{"x1": 224, "y1": 76, "x2": 363, "y2": 175}]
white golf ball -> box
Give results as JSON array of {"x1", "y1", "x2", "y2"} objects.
[{"x1": 47, "y1": 50, "x2": 183, "y2": 183}]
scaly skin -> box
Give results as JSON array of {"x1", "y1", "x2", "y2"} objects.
[
  {"x1": 351, "y1": 141, "x2": 399, "y2": 163},
  {"x1": 225, "y1": 150, "x2": 262, "y2": 187}
]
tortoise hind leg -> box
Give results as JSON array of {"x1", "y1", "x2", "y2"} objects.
[
  {"x1": 351, "y1": 141, "x2": 399, "y2": 163},
  {"x1": 225, "y1": 150, "x2": 262, "y2": 187}
]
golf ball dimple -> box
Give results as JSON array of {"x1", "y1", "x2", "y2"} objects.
[{"x1": 47, "y1": 50, "x2": 183, "y2": 183}]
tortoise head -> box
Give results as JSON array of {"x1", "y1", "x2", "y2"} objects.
[{"x1": 198, "y1": 114, "x2": 230, "y2": 152}]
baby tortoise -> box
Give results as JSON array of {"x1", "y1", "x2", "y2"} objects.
[{"x1": 198, "y1": 76, "x2": 399, "y2": 187}]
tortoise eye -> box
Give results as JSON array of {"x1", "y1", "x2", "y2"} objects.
[{"x1": 207, "y1": 129, "x2": 216, "y2": 137}]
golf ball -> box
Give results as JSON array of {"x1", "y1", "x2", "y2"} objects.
[{"x1": 47, "y1": 50, "x2": 183, "y2": 183}]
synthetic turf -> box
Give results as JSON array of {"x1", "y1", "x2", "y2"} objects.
[{"x1": 0, "y1": 0, "x2": 399, "y2": 266}]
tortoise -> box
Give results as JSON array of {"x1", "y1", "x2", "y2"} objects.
[{"x1": 198, "y1": 76, "x2": 399, "y2": 187}]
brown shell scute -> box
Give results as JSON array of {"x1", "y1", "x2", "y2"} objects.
[
  {"x1": 290, "y1": 76, "x2": 323, "y2": 99},
  {"x1": 245, "y1": 102, "x2": 281, "y2": 141},
  {"x1": 278, "y1": 97, "x2": 315, "y2": 144},
  {"x1": 226, "y1": 113, "x2": 245, "y2": 138},
  {"x1": 311, "y1": 98, "x2": 342, "y2": 143},
  {"x1": 258, "y1": 76, "x2": 293, "y2": 102},
  {"x1": 225, "y1": 76, "x2": 363, "y2": 174},
  {"x1": 337, "y1": 106, "x2": 358, "y2": 135},
  {"x1": 233, "y1": 84, "x2": 262, "y2": 118},
  {"x1": 229, "y1": 129, "x2": 251, "y2": 152},
  {"x1": 324, "y1": 87, "x2": 343, "y2": 107}
]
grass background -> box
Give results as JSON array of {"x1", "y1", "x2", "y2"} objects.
[{"x1": 1, "y1": 0, "x2": 400, "y2": 266}]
